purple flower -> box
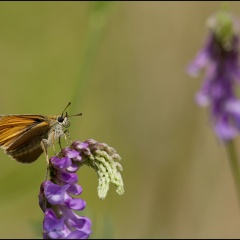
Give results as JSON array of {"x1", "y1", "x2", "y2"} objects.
[
  {"x1": 38, "y1": 138, "x2": 124, "y2": 239},
  {"x1": 188, "y1": 12, "x2": 240, "y2": 141},
  {"x1": 38, "y1": 147, "x2": 92, "y2": 239}
]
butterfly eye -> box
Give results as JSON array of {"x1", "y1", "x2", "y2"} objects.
[{"x1": 58, "y1": 116, "x2": 64, "y2": 123}]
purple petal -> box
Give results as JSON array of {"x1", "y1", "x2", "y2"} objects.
[
  {"x1": 187, "y1": 50, "x2": 209, "y2": 77},
  {"x1": 232, "y1": 66, "x2": 240, "y2": 82},
  {"x1": 72, "y1": 141, "x2": 89, "y2": 150},
  {"x1": 65, "y1": 198, "x2": 86, "y2": 210},
  {"x1": 43, "y1": 209, "x2": 65, "y2": 232},
  {"x1": 63, "y1": 148, "x2": 80, "y2": 158},
  {"x1": 225, "y1": 99, "x2": 240, "y2": 115},
  {"x1": 51, "y1": 156, "x2": 72, "y2": 169},
  {"x1": 67, "y1": 183, "x2": 82, "y2": 195},
  {"x1": 67, "y1": 163, "x2": 79, "y2": 172},
  {"x1": 63, "y1": 209, "x2": 92, "y2": 233},
  {"x1": 214, "y1": 121, "x2": 238, "y2": 140},
  {"x1": 47, "y1": 231, "x2": 66, "y2": 239},
  {"x1": 46, "y1": 225, "x2": 70, "y2": 239},
  {"x1": 66, "y1": 230, "x2": 91, "y2": 239},
  {"x1": 73, "y1": 155, "x2": 82, "y2": 162},
  {"x1": 44, "y1": 181, "x2": 70, "y2": 205},
  {"x1": 58, "y1": 171, "x2": 78, "y2": 184},
  {"x1": 195, "y1": 91, "x2": 210, "y2": 106}
]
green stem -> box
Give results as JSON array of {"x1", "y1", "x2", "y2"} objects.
[{"x1": 226, "y1": 140, "x2": 240, "y2": 208}]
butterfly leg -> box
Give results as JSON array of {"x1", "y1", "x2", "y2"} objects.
[
  {"x1": 41, "y1": 140, "x2": 50, "y2": 180},
  {"x1": 41, "y1": 140, "x2": 49, "y2": 164},
  {"x1": 51, "y1": 136, "x2": 57, "y2": 155},
  {"x1": 64, "y1": 129, "x2": 72, "y2": 143},
  {"x1": 58, "y1": 137, "x2": 63, "y2": 150},
  {"x1": 58, "y1": 130, "x2": 70, "y2": 150}
]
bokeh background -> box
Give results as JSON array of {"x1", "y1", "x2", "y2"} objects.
[{"x1": 1, "y1": 1, "x2": 240, "y2": 238}]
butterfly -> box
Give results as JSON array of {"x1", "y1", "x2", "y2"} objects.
[{"x1": 0, "y1": 102, "x2": 82, "y2": 163}]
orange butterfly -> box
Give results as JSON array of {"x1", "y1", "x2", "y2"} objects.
[{"x1": 0, "y1": 102, "x2": 81, "y2": 163}]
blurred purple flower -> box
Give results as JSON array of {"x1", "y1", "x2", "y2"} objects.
[{"x1": 188, "y1": 12, "x2": 240, "y2": 141}]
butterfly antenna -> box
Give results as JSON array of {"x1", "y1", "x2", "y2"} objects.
[
  {"x1": 68, "y1": 113, "x2": 83, "y2": 117},
  {"x1": 61, "y1": 102, "x2": 71, "y2": 117}
]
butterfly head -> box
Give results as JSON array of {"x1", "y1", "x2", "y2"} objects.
[
  {"x1": 57, "y1": 102, "x2": 82, "y2": 128},
  {"x1": 57, "y1": 114, "x2": 70, "y2": 128}
]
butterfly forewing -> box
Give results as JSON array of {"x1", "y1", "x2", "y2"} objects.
[
  {"x1": 0, "y1": 115, "x2": 47, "y2": 148},
  {"x1": 7, "y1": 121, "x2": 50, "y2": 151}
]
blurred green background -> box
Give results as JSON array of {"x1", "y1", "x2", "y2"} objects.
[{"x1": 1, "y1": 1, "x2": 240, "y2": 238}]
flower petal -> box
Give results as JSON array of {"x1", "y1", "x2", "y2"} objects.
[
  {"x1": 65, "y1": 198, "x2": 86, "y2": 210},
  {"x1": 43, "y1": 209, "x2": 64, "y2": 232},
  {"x1": 63, "y1": 148, "x2": 80, "y2": 158},
  {"x1": 65, "y1": 230, "x2": 91, "y2": 239},
  {"x1": 44, "y1": 181, "x2": 70, "y2": 205},
  {"x1": 51, "y1": 156, "x2": 72, "y2": 168}
]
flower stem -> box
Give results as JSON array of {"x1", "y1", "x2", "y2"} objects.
[{"x1": 226, "y1": 140, "x2": 240, "y2": 208}]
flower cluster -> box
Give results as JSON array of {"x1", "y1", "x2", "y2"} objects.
[
  {"x1": 188, "y1": 11, "x2": 240, "y2": 141},
  {"x1": 38, "y1": 146, "x2": 92, "y2": 239},
  {"x1": 72, "y1": 139, "x2": 124, "y2": 199},
  {"x1": 39, "y1": 139, "x2": 124, "y2": 239}
]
